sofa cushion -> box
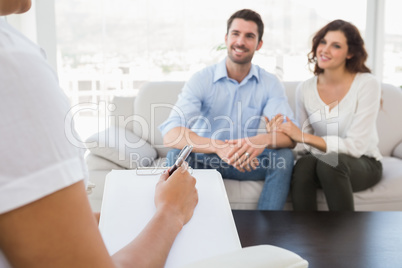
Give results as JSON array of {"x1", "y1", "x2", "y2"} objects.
[
  {"x1": 376, "y1": 84, "x2": 402, "y2": 156},
  {"x1": 133, "y1": 81, "x2": 185, "y2": 158},
  {"x1": 392, "y1": 142, "x2": 402, "y2": 159},
  {"x1": 314, "y1": 157, "x2": 402, "y2": 211},
  {"x1": 86, "y1": 126, "x2": 157, "y2": 169},
  {"x1": 109, "y1": 95, "x2": 136, "y2": 131},
  {"x1": 282, "y1": 81, "x2": 300, "y2": 113},
  {"x1": 353, "y1": 157, "x2": 402, "y2": 206},
  {"x1": 85, "y1": 153, "x2": 124, "y2": 170},
  {"x1": 224, "y1": 156, "x2": 402, "y2": 211},
  {"x1": 223, "y1": 180, "x2": 263, "y2": 210}
]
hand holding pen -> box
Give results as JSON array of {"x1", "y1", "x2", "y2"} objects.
[
  {"x1": 168, "y1": 145, "x2": 193, "y2": 176},
  {"x1": 156, "y1": 144, "x2": 198, "y2": 226}
]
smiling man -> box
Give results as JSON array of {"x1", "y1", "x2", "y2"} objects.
[{"x1": 160, "y1": 9, "x2": 297, "y2": 210}]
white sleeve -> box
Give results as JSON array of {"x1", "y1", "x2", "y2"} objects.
[
  {"x1": 0, "y1": 48, "x2": 87, "y2": 214},
  {"x1": 324, "y1": 76, "x2": 381, "y2": 157},
  {"x1": 294, "y1": 82, "x2": 315, "y2": 154},
  {"x1": 295, "y1": 82, "x2": 314, "y2": 135}
]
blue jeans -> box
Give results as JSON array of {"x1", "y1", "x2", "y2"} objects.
[{"x1": 166, "y1": 148, "x2": 294, "y2": 210}]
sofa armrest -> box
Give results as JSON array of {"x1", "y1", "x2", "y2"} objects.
[
  {"x1": 85, "y1": 126, "x2": 157, "y2": 169},
  {"x1": 392, "y1": 142, "x2": 402, "y2": 159},
  {"x1": 85, "y1": 153, "x2": 124, "y2": 171}
]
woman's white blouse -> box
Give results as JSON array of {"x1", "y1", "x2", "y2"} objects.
[{"x1": 296, "y1": 72, "x2": 382, "y2": 160}]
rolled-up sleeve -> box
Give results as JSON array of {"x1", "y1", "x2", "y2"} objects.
[
  {"x1": 159, "y1": 72, "x2": 205, "y2": 137},
  {"x1": 263, "y1": 78, "x2": 297, "y2": 126}
]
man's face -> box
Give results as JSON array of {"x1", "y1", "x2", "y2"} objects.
[{"x1": 225, "y1": 18, "x2": 263, "y2": 65}]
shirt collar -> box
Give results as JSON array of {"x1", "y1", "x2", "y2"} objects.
[{"x1": 213, "y1": 57, "x2": 260, "y2": 84}]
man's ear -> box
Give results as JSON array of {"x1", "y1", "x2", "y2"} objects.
[
  {"x1": 225, "y1": 33, "x2": 228, "y2": 44},
  {"x1": 256, "y1": 40, "x2": 263, "y2": 51}
]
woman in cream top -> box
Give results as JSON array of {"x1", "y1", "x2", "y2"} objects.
[{"x1": 273, "y1": 20, "x2": 382, "y2": 211}]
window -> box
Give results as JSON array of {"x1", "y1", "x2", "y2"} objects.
[
  {"x1": 383, "y1": 0, "x2": 402, "y2": 87},
  {"x1": 55, "y1": 0, "x2": 367, "y2": 139}
]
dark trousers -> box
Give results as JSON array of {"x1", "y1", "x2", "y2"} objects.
[{"x1": 291, "y1": 153, "x2": 382, "y2": 211}]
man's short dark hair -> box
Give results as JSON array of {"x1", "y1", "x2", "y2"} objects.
[{"x1": 227, "y1": 9, "x2": 264, "y2": 43}]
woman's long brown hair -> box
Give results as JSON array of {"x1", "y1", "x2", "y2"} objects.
[{"x1": 308, "y1": 19, "x2": 371, "y2": 75}]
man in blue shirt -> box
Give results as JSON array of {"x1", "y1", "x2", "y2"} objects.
[{"x1": 159, "y1": 9, "x2": 296, "y2": 210}]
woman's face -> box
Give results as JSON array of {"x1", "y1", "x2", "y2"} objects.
[
  {"x1": 0, "y1": 0, "x2": 31, "y2": 16},
  {"x1": 316, "y1": 30, "x2": 352, "y2": 71}
]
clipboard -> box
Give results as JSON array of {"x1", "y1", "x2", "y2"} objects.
[
  {"x1": 134, "y1": 166, "x2": 193, "y2": 176},
  {"x1": 99, "y1": 169, "x2": 241, "y2": 267}
]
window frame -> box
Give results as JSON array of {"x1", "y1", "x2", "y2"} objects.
[{"x1": 5, "y1": 0, "x2": 388, "y2": 81}]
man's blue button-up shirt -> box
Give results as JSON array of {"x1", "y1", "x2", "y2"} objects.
[{"x1": 159, "y1": 58, "x2": 295, "y2": 141}]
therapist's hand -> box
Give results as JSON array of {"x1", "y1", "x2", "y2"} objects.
[{"x1": 155, "y1": 166, "x2": 198, "y2": 227}]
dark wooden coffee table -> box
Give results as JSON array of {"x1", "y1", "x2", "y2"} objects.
[{"x1": 232, "y1": 210, "x2": 402, "y2": 268}]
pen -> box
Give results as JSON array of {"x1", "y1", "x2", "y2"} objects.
[{"x1": 168, "y1": 145, "x2": 193, "y2": 176}]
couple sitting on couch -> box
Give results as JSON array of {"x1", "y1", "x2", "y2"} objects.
[{"x1": 160, "y1": 9, "x2": 383, "y2": 212}]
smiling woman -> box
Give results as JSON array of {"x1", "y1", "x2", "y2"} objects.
[{"x1": 280, "y1": 20, "x2": 384, "y2": 212}]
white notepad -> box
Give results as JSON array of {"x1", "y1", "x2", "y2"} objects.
[{"x1": 99, "y1": 169, "x2": 241, "y2": 267}]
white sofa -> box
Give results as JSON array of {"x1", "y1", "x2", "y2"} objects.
[{"x1": 85, "y1": 81, "x2": 402, "y2": 212}]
